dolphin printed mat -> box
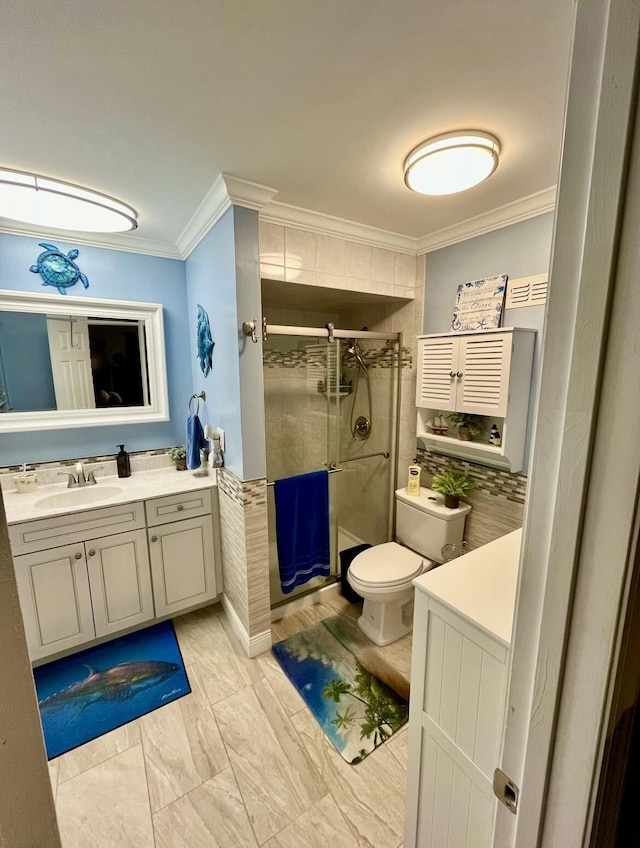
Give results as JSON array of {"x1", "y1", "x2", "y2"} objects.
[
  {"x1": 33, "y1": 620, "x2": 190, "y2": 760},
  {"x1": 272, "y1": 616, "x2": 408, "y2": 764}
]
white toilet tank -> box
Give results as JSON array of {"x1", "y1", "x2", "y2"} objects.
[{"x1": 395, "y1": 487, "x2": 471, "y2": 562}]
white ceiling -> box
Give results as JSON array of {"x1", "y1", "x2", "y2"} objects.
[{"x1": 1, "y1": 1, "x2": 575, "y2": 256}]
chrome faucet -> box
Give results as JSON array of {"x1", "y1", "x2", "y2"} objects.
[{"x1": 59, "y1": 462, "x2": 97, "y2": 488}]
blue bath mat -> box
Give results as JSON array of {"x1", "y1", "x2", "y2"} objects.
[
  {"x1": 272, "y1": 616, "x2": 408, "y2": 764},
  {"x1": 34, "y1": 621, "x2": 190, "y2": 760}
]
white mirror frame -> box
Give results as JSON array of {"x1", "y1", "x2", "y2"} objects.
[{"x1": 0, "y1": 289, "x2": 169, "y2": 433}]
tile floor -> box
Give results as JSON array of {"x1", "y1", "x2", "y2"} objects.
[{"x1": 49, "y1": 595, "x2": 413, "y2": 847}]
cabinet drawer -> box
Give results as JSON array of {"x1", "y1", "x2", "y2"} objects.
[
  {"x1": 145, "y1": 488, "x2": 212, "y2": 526},
  {"x1": 9, "y1": 501, "x2": 146, "y2": 556}
]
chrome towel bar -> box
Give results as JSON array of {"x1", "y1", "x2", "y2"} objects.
[{"x1": 266, "y1": 467, "x2": 342, "y2": 487}]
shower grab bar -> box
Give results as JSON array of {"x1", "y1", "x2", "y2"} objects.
[
  {"x1": 332, "y1": 451, "x2": 390, "y2": 466},
  {"x1": 266, "y1": 467, "x2": 342, "y2": 487}
]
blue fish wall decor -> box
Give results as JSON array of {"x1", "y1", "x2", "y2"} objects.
[
  {"x1": 30, "y1": 242, "x2": 89, "y2": 295},
  {"x1": 196, "y1": 304, "x2": 214, "y2": 376}
]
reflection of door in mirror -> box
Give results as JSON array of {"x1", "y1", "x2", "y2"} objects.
[{"x1": 47, "y1": 318, "x2": 96, "y2": 410}]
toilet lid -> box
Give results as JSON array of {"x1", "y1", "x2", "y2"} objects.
[{"x1": 350, "y1": 542, "x2": 424, "y2": 587}]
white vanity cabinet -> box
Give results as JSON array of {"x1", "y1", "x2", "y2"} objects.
[
  {"x1": 416, "y1": 328, "x2": 536, "y2": 472},
  {"x1": 10, "y1": 502, "x2": 154, "y2": 661},
  {"x1": 404, "y1": 530, "x2": 521, "y2": 848},
  {"x1": 146, "y1": 489, "x2": 217, "y2": 617},
  {"x1": 8, "y1": 483, "x2": 220, "y2": 662}
]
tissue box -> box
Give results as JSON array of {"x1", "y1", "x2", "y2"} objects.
[{"x1": 14, "y1": 472, "x2": 37, "y2": 493}]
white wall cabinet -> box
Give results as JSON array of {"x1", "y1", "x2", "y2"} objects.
[
  {"x1": 404, "y1": 530, "x2": 520, "y2": 848},
  {"x1": 10, "y1": 487, "x2": 219, "y2": 662},
  {"x1": 415, "y1": 327, "x2": 535, "y2": 472}
]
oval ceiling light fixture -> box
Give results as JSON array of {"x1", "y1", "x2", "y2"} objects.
[
  {"x1": 404, "y1": 131, "x2": 500, "y2": 196},
  {"x1": 0, "y1": 168, "x2": 138, "y2": 232}
]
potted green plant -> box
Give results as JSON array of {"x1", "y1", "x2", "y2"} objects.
[
  {"x1": 431, "y1": 470, "x2": 476, "y2": 509},
  {"x1": 447, "y1": 412, "x2": 486, "y2": 441},
  {"x1": 168, "y1": 445, "x2": 187, "y2": 471}
]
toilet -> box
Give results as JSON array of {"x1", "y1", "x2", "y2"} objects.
[{"x1": 347, "y1": 487, "x2": 471, "y2": 646}]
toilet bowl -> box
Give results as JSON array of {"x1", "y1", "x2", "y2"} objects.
[
  {"x1": 347, "y1": 487, "x2": 471, "y2": 646},
  {"x1": 347, "y1": 541, "x2": 428, "y2": 645}
]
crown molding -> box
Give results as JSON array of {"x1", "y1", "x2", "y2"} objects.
[
  {"x1": 0, "y1": 219, "x2": 181, "y2": 258},
  {"x1": 177, "y1": 173, "x2": 277, "y2": 258},
  {"x1": 416, "y1": 186, "x2": 557, "y2": 254},
  {"x1": 260, "y1": 200, "x2": 418, "y2": 254}
]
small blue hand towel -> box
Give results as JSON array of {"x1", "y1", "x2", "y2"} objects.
[
  {"x1": 186, "y1": 413, "x2": 205, "y2": 469},
  {"x1": 274, "y1": 470, "x2": 331, "y2": 594}
]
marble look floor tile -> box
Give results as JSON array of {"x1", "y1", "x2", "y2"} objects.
[
  {"x1": 270, "y1": 602, "x2": 337, "y2": 642},
  {"x1": 255, "y1": 650, "x2": 306, "y2": 716},
  {"x1": 213, "y1": 681, "x2": 327, "y2": 844},
  {"x1": 327, "y1": 594, "x2": 363, "y2": 619},
  {"x1": 55, "y1": 744, "x2": 153, "y2": 848},
  {"x1": 175, "y1": 607, "x2": 257, "y2": 705},
  {"x1": 48, "y1": 758, "x2": 59, "y2": 801},
  {"x1": 141, "y1": 662, "x2": 229, "y2": 812},
  {"x1": 263, "y1": 793, "x2": 359, "y2": 848},
  {"x1": 57, "y1": 720, "x2": 141, "y2": 783},
  {"x1": 291, "y1": 709, "x2": 406, "y2": 848},
  {"x1": 153, "y1": 767, "x2": 258, "y2": 848},
  {"x1": 386, "y1": 726, "x2": 408, "y2": 770}
]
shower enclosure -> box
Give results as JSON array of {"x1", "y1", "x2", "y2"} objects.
[{"x1": 260, "y1": 324, "x2": 402, "y2": 608}]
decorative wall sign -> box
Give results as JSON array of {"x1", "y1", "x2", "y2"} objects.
[
  {"x1": 451, "y1": 274, "x2": 507, "y2": 331},
  {"x1": 196, "y1": 304, "x2": 214, "y2": 376},
  {"x1": 29, "y1": 243, "x2": 89, "y2": 295}
]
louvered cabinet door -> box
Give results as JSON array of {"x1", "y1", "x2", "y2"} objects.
[
  {"x1": 416, "y1": 336, "x2": 458, "y2": 410},
  {"x1": 456, "y1": 332, "x2": 511, "y2": 416}
]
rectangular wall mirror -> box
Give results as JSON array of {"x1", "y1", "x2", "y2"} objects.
[{"x1": 0, "y1": 290, "x2": 169, "y2": 432}]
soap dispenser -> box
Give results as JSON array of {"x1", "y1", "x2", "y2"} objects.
[{"x1": 116, "y1": 444, "x2": 131, "y2": 478}]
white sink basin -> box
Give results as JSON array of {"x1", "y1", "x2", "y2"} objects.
[{"x1": 34, "y1": 486, "x2": 124, "y2": 510}]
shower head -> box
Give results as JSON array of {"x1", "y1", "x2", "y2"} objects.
[{"x1": 346, "y1": 339, "x2": 368, "y2": 373}]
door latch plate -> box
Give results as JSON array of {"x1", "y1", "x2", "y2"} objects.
[{"x1": 493, "y1": 768, "x2": 519, "y2": 813}]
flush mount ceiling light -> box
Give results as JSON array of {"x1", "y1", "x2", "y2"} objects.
[
  {"x1": 0, "y1": 168, "x2": 137, "y2": 233},
  {"x1": 403, "y1": 131, "x2": 500, "y2": 196}
]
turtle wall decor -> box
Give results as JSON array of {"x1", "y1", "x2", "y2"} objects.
[{"x1": 30, "y1": 243, "x2": 89, "y2": 295}]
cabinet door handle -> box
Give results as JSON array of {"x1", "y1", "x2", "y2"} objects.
[
  {"x1": 177, "y1": 504, "x2": 184, "y2": 511},
  {"x1": 456, "y1": 371, "x2": 463, "y2": 378},
  {"x1": 88, "y1": 549, "x2": 96, "y2": 557},
  {"x1": 449, "y1": 371, "x2": 455, "y2": 378},
  {"x1": 151, "y1": 535, "x2": 158, "y2": 542},
  {"x1": 74, "y1": 552, "x2": 83, "y2": 560}
]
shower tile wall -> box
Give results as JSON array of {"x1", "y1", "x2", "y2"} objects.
[{"x1": 262, "y1": 307, "x2": 339, "y2": 482}]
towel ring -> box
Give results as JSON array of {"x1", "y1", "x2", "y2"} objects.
[{"x1": 188, "y1": 391, "x2": 206, "y2": 415}]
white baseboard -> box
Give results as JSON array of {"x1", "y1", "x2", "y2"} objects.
[
  {"x1": 270, "y1": 581, "x2": 341, "y2": 622},
  {"x1": 221, "y1": 595, "x2": 272, "y2": 658}
]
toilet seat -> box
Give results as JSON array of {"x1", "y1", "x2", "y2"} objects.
[{"x1": 349, "y1": 541, "x2": 425, "y2": 588}]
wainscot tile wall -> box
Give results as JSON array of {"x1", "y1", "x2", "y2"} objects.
[
  {"x1": 217, "y1": 467, "x2": 270, "y2": 647},
  {"x1": 416, "y1": 447, "x2": 526, "y2": 551}
]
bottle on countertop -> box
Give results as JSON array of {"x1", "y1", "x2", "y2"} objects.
[
  {"x1": 407, "y1": 458, "x2": 421, "y2": 496},
  {"x1": 116, "y1": 444, "x2": 131, "y2": 478}
]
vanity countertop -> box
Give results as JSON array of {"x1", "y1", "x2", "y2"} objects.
[
  {"x1": 1, "y1": 467, "x2": 217, "y2": 525},
  {"x1": 413, "y1": 528, "x2": 522, "y2": 648}
]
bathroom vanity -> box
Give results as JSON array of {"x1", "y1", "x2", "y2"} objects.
[
  {"x1": 404, "y1": 528, "x2": 521, "y2": 848},
  {"x1": 3, "y1": 470, "x2": 221, "y2": 663}
]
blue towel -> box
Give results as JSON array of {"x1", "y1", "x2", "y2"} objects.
[
  {"x1": 186, "y1": 413, "x2": 205, "y2": 469},
  {"x1": 274, "y1": 470, "x2": 331, "y2": 594}
]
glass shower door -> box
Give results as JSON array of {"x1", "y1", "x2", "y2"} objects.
[{"x1": 263, "y1": 334, "x2": 340, "y2": 606}]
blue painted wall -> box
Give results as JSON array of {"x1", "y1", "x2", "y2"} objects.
[
  {"x1": 0, "y1": 233, "x2": 190, "y2": 466},
  {"x1": 185, "y1": 209, "x2": 243, "y2": 476},
  {"x1": 185, "y1": 206, "x2": 266, "y2": 480},
  {"x1": 0, "y1": 312, "x2": 56, "y2": 410},
  {"x1": 424, "y1": 213, "x2": 555, "y2": 470}
]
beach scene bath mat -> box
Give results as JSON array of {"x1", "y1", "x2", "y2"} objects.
[
  {"x1": 34, "y1": 620, "x2": 190, "y2": 760},
  {"x1": 272, "y1": 616, "x2": 408, "y2": 764}
]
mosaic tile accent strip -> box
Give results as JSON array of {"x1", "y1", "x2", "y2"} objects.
[
  {"x1": 262, "y1": 342, "x2": 410, "y2": 371},
  {"x1": 416, "y1": 447, "x2": 528, "y2": 504}
]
